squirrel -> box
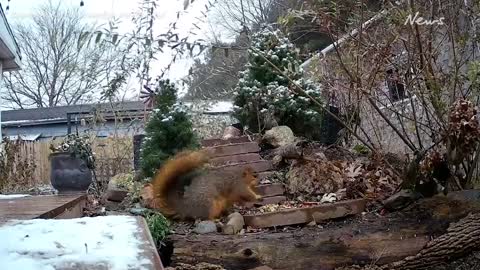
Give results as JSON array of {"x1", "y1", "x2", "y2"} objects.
[{"x1": 146, "y1": 150, "x2": 263, "y2": 220}]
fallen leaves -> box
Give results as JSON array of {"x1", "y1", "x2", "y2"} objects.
[{"x1": 284, "y1": 154, "x2": 402, "y2": 202}]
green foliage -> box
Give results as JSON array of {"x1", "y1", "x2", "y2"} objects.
[
  {"x1": 145, "y1": 210, "x2": 170, "y2": 245},
  {"x1": 140, "y1": 79, "x2": 199, "y2": 178},
  {"x1": 233, "y1": 28, "x2": 325, "y2": 139},
  {"x1": 53, "y1": 134, "x2": 96, "y2": 169},
  {"x1": 353, "y1": 144, "x2": 370, "y2": 155},
  {"x1": 110, "y1": 173, "x2": 135, "y2": 191}
]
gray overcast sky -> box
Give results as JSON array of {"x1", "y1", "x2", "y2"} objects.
[{"x1": 1, "y1": 0, "x2": 229, "y2": 105}]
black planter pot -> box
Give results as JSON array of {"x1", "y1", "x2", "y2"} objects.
[{"x1": 50, "y1": 152, "x2": 92, "y2": 193}]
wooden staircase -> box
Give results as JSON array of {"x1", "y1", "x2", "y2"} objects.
[{"x1": 201, "y1": 136, "x2": 287, "y2": 207}]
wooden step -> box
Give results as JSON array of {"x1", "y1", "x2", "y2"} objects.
[
  {"x1": 210, "y1": 153, "x2": 262, "y2": 166},
  {"x1": 213, "y1": 160, "x2": 273, "y2": 173},
  {"x1": 243, "y1": 195, "x2": 287, "y2": 208},
  {"x1": 202, "y1": 136, "x2": 254, "y2": 147},
  {"x1": 243, "y1": 199, "x2": 367, "y2": 228},
  {"x1": 256, "y1": 171, "x2": 275, "y2": 180},
  {"x1": 0, "y1": 194, "x2": 87, "y2": 223},
  {"x1": 205, "y1": 142, "x2": 260, "y2": 158},
  {"x1": 257, "y1": 183, "x2": 285, "y2": 197}
]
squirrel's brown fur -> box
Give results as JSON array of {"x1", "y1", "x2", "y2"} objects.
[{"x1": 148, "y1": 150, "x2": 262, "y2": 220}]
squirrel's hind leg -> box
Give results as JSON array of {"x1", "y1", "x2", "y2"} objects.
[{"x1": 208, "y1": 196, "x2": 228, "y2": 220}]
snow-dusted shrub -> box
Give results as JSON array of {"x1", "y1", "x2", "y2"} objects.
[
  {"x1": 233, "y1": 28, "x2": 325, "y2": 139},
  {"x1": 140, "y1": 79, "x2": 199, "y2": 178}
]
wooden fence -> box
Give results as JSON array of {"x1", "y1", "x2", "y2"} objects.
[{"x1": 3, "y1": 137, "x2": 134, "y2": 186}]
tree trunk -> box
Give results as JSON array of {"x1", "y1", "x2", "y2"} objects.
[
  {"x1": 385, "y1": 213, "x2": 480, "y2": 270},
  {"x1": 171, "y1": 195, "x2": 480, "y2": 270}
]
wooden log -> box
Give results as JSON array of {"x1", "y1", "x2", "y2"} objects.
[
  {"x1": 384, "y1": 212, "x2": 480, "y2": 270},
  {"x1": 172, "y1": 196, "x2": 480, "y2": 270}
]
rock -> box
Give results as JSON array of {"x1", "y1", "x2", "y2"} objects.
[
  {"x1": 314, "y1": 152, "x2": 327, "y2": 161},
  {"x1": 141, "y1": 183, "x2": 158, "y2": 208},
  {"x1": 263, "y1": 126, "x2": 295, "y2": 148},
  {"x1": 129, "y1": 207, "x2": 148, "y2": 216},
  {"x1": 262, "y1": 111, "x2": 279, "y2": 130},
  {"x1": 272, "y1": 155, "x2": 283, "y2": 167},
  {"x1": 28, "y1": 184, "x2": 57, "y2": 195},
  {"x1": 105, "y1": 189, "x2": 128, "y2": 202},
  {"x1": 222, "y1": 126, "x2": 241, "y2": 140},
  {"x1": 105, "y1": 173, "x2": 135, "y2": 202},
  {"x1": 335, "y1": 188, "x2": 347, "y2": 201},
  {"x1": 382, "y1": 189, "x2": 421, "y2": 212},
  {"x1": 108, "y1": 173, "x2": 134, "y2": 191},
  {"x1": 320, "y1": 193, "x2": 337, "y2": 203},
  {"x1": 193, "y1": 221, "x2": 217, "y2": 234},
  {"x1": 307, "y1": 220, "x2": 317, "y2": 227},
  {"x1": 222, "y1": 212, "x2": 245, "y2": 235}
]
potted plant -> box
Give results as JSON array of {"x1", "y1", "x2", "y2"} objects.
[{"x1": 50, "y1": 134, "x2": 95, "y2": 193}]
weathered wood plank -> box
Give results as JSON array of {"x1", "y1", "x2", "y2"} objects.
[
  {"x1": 0, "y1": 194, "x2": 86, "y2": 223},
  {"x1": 243, "y1": 196, "x2": 287, "y2": 208},
  {"x1": 202, "y1": 136, "x2": 254, "y2": 147},
  {"x1": 137, "y1": 216, "x2": 165, "y2": 270},
  {"x1": 213, "y1": 160, "x2": 273, "y2": 173},
  {"x1": 210, "y1": 153, "x2": 262, "y2": 166},
  {"x1": 243, "y1": 199, "x2": 366, "y2": 228},
  {"x1": 255, "y1": 171, "x2": 275, "y2": 181},
  {"x1": 257, "y1": 184, "x2": 285, "y2": 197},
  {"x1": 205, "y1": 142, "x2": 260, "y2": 158}
]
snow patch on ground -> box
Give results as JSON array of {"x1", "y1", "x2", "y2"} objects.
[
  {"x1": 0, "y1": 194, "x2": 31, "y2": 200},
  {"x1": 0, "y1": 216, "x2": 151, "y2": 270}
]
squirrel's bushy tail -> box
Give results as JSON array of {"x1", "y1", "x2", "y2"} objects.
[{"x1": 151, "y1": 150, "x2": 210, "y2": 217}]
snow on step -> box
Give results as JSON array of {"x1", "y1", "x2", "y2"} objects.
[
  {"x1": 201, "y1": 136, "x2": 253, "y2": 147},
  {"x1": 0, "y1": 194, "x2": 31, "y2": 200},
  {"x1": 0, "y1": 215, "x2": 163, "y2": 270},
  {"x1": 244, "y1": 199, "x2": 367, "y2": 228}
]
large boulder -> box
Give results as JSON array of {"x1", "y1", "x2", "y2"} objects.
[
  {"x1": 222, "y1": 126, "x2": 242, "y2": 140},
  {"x1": 222, "y1": 212, "x2": 245, "y2": 235},
  {"x1": 262, "y1": 126, "x2": 295, "y2": 148},
  {"x1": 105, "y1": 173, "x2": 134, "y2": 202}
]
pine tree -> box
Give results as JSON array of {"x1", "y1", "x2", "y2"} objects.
[
  {"x1": 233, "y1": 28, "x2": 325, "y2": 140},
  {"x1": 140, "y1": 79, "x2": 199, "y2": 178}
]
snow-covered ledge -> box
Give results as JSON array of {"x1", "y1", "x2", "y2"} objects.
[{"x1": 0, "y1": 216, "x2": 161, "y2": 269}]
